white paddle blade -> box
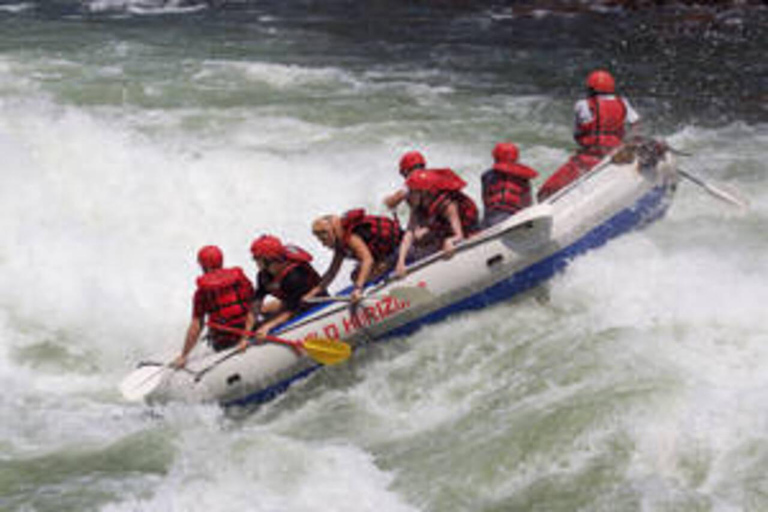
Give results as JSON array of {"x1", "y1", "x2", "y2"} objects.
[
  {"x1": 679, "y1": 169, "x2": 749, "y2": 211},
  {"x1": 702, "y1": 181, "x2": 749, "y2": 211},
  {"x1": 119, "y1": 365, "x2": 169, "y2": 402}
]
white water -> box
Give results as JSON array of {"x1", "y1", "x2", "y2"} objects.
[{"x1": 1, "y1": 7, "x2": 767, "y2": 511}]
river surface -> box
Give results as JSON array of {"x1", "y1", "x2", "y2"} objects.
[{"x1": 0, "y1": 1, "x2": 766, "y2": 511}]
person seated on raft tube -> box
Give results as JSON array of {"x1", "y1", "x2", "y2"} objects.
[
  {"x1": 383, "y1": 150, "x2": 427, "y2": 211},
  {"x1": 173, "y1": 245, "x2": 255, "y2": 368},
  {"x1": 481, "y1": 142, "x2": 539, "y2": 228},
  {"x1": 236, "y1": 234, "x2": 324, "y2": 350},
  {"x1": 537, "y1": 69, "x2": 640, "y2": 201},
  {"x1": 395, "y1": 168, "x2": 480, "y2": 278},
  {"x1": 311, "y1": 209, "x2": 403, "y2": 303}
]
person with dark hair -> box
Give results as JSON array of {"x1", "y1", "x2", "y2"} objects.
[{"x1": 237, "y1": 235, "x2": 323, "y2": 350}]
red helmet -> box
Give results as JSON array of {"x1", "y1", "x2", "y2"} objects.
[
  {"x1": 586, "y1": 69, "x2": 615, "y2": 94},
  {"x1": 250, "y1": 235, "x2": 285, "y2": 260},
  {"x1": 398, "y1": 151, "x2": 426, "y2": 176},
  {"x1": 406, "y1": 168, "x2": 466, "y2": 192},
  {"x1": 492, "y1": 142, "x2": 519, "y2": 165},
  {"x1": 197, "y1": 245, "x2": 223, "y2": 270}
]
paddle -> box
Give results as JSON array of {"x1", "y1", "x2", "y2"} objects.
[
  {"x1": 678, "y1": 169, "x2": 749, "y2": 211},
  {"x1": 304, "y1": 295, "x2": 356, "y2": 304},
  {"x1": 207, "y1": 322, "x2": 352, "y2": 366},
  {"x1": 304, "y1": 293, "x2": 386, "y2": 304},
  {"x1": 119, "y1": 362, "x2": 173, "y2": 402},
  {"x1": 664, "y1": 145, "x2": 749, "y2": 210}
]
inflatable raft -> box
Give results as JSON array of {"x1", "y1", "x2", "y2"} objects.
[{"x1": 120, "y1": 140, "x2": 678, "y2": 408}]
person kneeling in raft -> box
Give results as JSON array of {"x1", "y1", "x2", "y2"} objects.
[
  {"x1": 174, "y1": 245, "x2": 254, "y2": 368},
  {"x1": 395, "y1": 168, "x2": 479, "y2": 278},
  {"x1": 236, "y1": 235, "x2": 325, "y2": 350},
  {"x1": 311, "y1": 209, "x2": 403, "y2": 303}
]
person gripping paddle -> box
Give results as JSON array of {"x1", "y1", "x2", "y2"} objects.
[{"x1": 173, "y1": 245, "x2": 254, "y2": 369}]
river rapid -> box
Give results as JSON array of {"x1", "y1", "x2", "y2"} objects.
[{"x1": 0, "y1": 1, "x2": 766, "y2": 511}]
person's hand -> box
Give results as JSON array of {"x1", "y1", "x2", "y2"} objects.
[
  {"x1": 254, "y1": 326, "x2": 269, "y2": 342},
  {"x1": 442, "y1": 238, "x2": 456, "y2": 258},
  {"x1": 413, "y1": 226, "x2": 428, "y2": 241},
  {"x1": 395, "y1": 262, "x2": 407, "y2": 279},
  {"x1": 172, "y1": 354, "x2": 187, "y2": 369},
  {"x1": 350, "y1": 287, "x2": 363, "y2": 304},
  {"x1": 236, "y1": 338, "x2": 250, "y2": 353}
]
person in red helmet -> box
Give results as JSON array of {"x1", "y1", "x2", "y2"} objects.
[
  {"x1": 173, "y1": 245, "x2": 254, "y2": 368},
  {"x1": 395, "y1": 168, "x2": 479, "y2": 277},
  {"x1": 383, "y1": 150, "x2": 427, "y2": 211},
  {"x1": 237, "y1": 235, "x2": 324, "y2": 349},
  {"x1": 481, "y1": 142, "x2": 539, "y2": 227},
  {"x1": 311, "y1": 209, "x2": 403, "y2": 302},
  {"x1": 538, "y1": 69, "x2": 640, "y2": 201}
]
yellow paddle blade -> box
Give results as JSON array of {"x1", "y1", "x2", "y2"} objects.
[{"x1": 302, "y1": 338, "x2": 352, "y2": 365}]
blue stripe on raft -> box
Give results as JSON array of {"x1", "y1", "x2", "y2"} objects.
[
  {"x1": 223, "y1": 364, "x2": 320, "y2": 408},
  {"x1": 386, "y1": 183, "x2": 672, "y2": 338},
  {"x1": 223, "y1": 183, "x2": 673, "y2": 409}
]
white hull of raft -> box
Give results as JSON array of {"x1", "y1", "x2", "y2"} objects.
[{"x1": 132, "y1": 144, "x2": 678, "y2": 407}]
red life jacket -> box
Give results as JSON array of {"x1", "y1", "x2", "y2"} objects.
[
  {"x1": 482, "y1": 166, "x2": 535, "y2": 214},
  {"x1": 340, "y1": 208, "x2": 403, "y2": 261},
  {"x1": 576, "y1": 95, "x2": 627, "y2": 150},
  {"x1": 426, "y1": 190, "x2": 479, "y2": 236},
  {"x1": 265, "y1": 245, "x2": 321, "y2": 301},
  {"x1": 196, "y1": 267, "x2": 252, "y2": 327}
]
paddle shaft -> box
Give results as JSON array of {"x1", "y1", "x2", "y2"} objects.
[
  {"x1": 196, "y1": 321, "x2": 351, "y2": 378},
  {"x1": 206, "y1": 322, "x2": 302, "y2": 350},
  {"x1": 678, "y1": 169, "x2": 748, "y2": 209},
  {"x1": 304, "y1": 293, "x2": 384, "y2": 304}
]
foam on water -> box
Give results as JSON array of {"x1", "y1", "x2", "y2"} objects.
[
  {"x1": 1, "y1": 9, "x2": 767, "y2": 509},
  {"x1": 86, "y1": 0, "x2": 208, "y2": 16},
  {"x1": 542, "y1": 176, "x2": 768, "y2": 507},
  {"x1": 97, "y1": 406, "x2": 417, "y2": 512}
]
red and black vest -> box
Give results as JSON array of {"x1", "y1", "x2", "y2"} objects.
[
  {"x1": 265, "y1": 245, "x2": 321, "y2": 301},
  {"x1": 196, "y1": 267, "x2": 252, "y2": 327},
  {"x1": 576, "y1": 95, "x2": 627, "y2": 151},
  {"x1": 482, "y1": 167, "x2": 534, "y2": 214},
  {"x1": 426, "y1": 191, "x2": 479, "y2": 236},
  {"x1": 340, "y1": 209, "x2": 403, "y2": 261}
]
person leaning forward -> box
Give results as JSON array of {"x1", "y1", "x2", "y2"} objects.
[
  {"x1": 311, "y1": 209, "x2": 403, "y2": 303},
  {"x1": 237, "y1": 235, "x2": 324, "y2": 351},
  {"x1": 173, "y1": 245, "x2": 254, "y2": 368},
  {"x1": 395, "y1": 168, "x2": 479, "y2": 278},
  {"x1": 383, "y1": 150, "x2": 427, "y2": 211}
]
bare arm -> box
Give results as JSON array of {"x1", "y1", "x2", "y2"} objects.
[
  {"x1": 383, "y1": 188, "x2": 407, "y2": 210},
  {"x1": 347, "y1": 234, "x2": 374, "y2": 289},
  {"x1": 236, "y1": 301, "x2": 263, "y2": 351},
  {"x1": 395, "y1": 229, "x2": 415, "y2": 278},
  {"x1": 310, "y1": 250, "x2": 345, "y2": 298},
  {"x1": 174, "y1": 316, "x2": 203, "y2": 368},
  {"x1": 442, "y1": 201, "x2": 464, "y2": 255},
  {"x1": 255, "y1": 310, "x2": 293, "y2": 339}
]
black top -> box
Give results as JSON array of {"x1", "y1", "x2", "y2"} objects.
[{"x1": 254, "y1": 265, "x2": 316, "y2": 312}]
